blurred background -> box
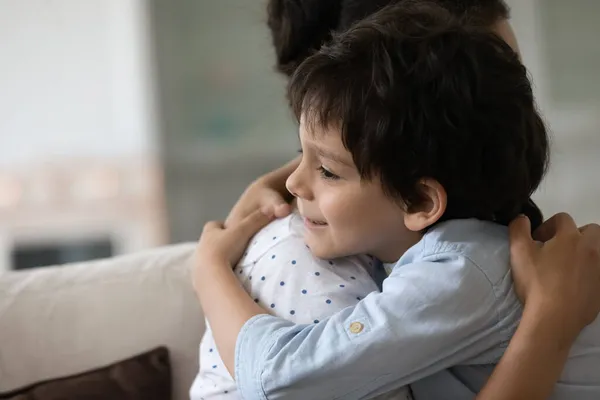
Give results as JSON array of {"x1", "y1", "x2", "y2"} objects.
[{"x1": 0, "y1": 0, "x2": 597, "y2": 271}]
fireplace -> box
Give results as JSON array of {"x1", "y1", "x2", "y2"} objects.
[
  {"x1": 11, "y1": 237, "x2": 114, "y2": 270},
  {"x1": 0, "y1": 158, "x2": 167, "y2": 272}
]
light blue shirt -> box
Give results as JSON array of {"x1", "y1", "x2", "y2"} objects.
[{"x1": 234, "y1": 219, "x2": 600, "y2": 399}]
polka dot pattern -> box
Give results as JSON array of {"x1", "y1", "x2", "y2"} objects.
[{"x1": 194, "y1": 214, "x2": 381, "y2": 399}]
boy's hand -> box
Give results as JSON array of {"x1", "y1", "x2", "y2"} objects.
[
  {"x1": 224, "y1": 157, "x2": 301, "y2": 227},
  {"x1": 225, "y1": 180, "x2": 291, "y2": 228},
  {"x1": 194, "y1": 210, "x2": 275, "y2": 275},
  {"x1": 509, "y1": 213, "x2": 600, "y2": 338}
]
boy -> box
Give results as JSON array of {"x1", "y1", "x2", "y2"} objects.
[
  {"x1": 195, "y1": 2, "x2": 559, "y2": 399},
  {"x1": 190, "y1": 213, "x2": 412, "y2": 399},
  {"x1": 191, "y1": 2, "x2": 533, "y2": 399}
]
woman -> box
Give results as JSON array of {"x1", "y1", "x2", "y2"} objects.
[{"x1": 197, "y1": 1, "x2": 600, "y2": 398}]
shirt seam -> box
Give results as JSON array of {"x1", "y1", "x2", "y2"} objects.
[
  {"x1": 461, "y1": 247, "x2": 512, "y2": 341},
  {"x1": 423, "y1": 250, "x2": 503, "y2": 330}
]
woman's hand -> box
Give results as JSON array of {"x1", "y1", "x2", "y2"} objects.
[
  {"x1": 476, "y1": 213, "x2": 600, "y2": 400},
  {"x1": 224, "y1": 157, "x2": 300, "y2": 227},
  {"x1": 509, "y1": 212, "x2": 600, "y2": 339}
]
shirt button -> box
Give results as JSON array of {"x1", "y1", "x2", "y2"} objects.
[{"x1": 349, "y1": 322, "x2": 364, "y2": 334}]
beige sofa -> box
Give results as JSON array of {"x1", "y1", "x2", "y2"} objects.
[{"x1": 0, "y1": 243, "x2": 203, "y2": 400}]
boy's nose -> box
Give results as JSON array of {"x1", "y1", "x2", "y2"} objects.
[{"x1": 286, "y1": 163, "x2": 313, "y2": 201}]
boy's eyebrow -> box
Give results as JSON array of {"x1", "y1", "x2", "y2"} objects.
[{"x1": 315, "y1": 146, "x2": 353, "y2": 167}]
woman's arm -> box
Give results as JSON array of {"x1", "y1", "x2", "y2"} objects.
[
  {"x1": 225, "y1": 156, "x2": 300, "y2": 226},
  {"x1": 476, "y1": 303, "x2": 575, "y2": 400},
  {"x1": 476, "y1": 214, "x2": 600, "y2": 400}
]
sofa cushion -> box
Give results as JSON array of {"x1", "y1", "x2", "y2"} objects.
[
  {"x1": 0, "y1": 244, "x2": 203, "y2": 400},
  {"x1": 0, "y1": 347, "x2": 171, "y2": 400}
]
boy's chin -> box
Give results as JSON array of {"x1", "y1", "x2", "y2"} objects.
[{"x1": 305, "y1": 241, "x2": 343, "y2": 261}]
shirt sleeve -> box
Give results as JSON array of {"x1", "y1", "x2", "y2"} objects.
[{"x1": 235, "y1": 253, "x2": 505, "y2": 400}]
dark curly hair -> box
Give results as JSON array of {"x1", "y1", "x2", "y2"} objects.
[
  {"x1": 267, "y1": 0, "x2": 509, "y2": 76},
  {"x1": 288, "y1": 1, "x2": 548, "y2": 229}
]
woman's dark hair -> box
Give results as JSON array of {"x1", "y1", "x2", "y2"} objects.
[
  {"x1": 288, "y1": 2, "x2": 548, "y2": 229},
  {"x1": 267, "y1": 0, "x2": 510, "y2": 76},
  {"x1": 267, "y1": 0, "x2": 343, "y2": 76},
  {"x1": 340, "y1": 0, "x2": 509, "y2": 30}
]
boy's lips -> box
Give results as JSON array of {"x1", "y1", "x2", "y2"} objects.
[
  {"x1": 304, "y1": 217, "x2": 328, "y2": 228},
  {"x1": 297, "y1": 205, "x2": 327, "y2": 226}
]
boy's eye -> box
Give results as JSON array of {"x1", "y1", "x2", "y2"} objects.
[{"x1": 318, "y1": 166, "x2": 340, "y2": 180}]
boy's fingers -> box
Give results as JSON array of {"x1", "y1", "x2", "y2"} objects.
[
  {"x1": 202, "y1": 220, "x2": 224, "y2": 233},
  {"x1": 274, "y1": 203, "x2": 292, "y2": 218},
  {"x1": 259, "y1": 192, "x2": 286, "y2": 212},
  {"x1": 533, "y1": 212, "x2": 578, "y2": 242},
  {"x1": 237, "y1": 209, "x2": 274, "y2": 239}
]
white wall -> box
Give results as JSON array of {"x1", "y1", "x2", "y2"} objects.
[
  {"x1": 0, "y1": 0, "x2": 158, "y2": 167},
  {"x1": 506, "y1": 0, "x2": 600, "y2": 225},
  {"x1": 0, "y1": 1, "x2": 167, "y2": 270}
]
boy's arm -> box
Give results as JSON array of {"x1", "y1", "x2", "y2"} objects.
[
  {"x1": 225, "y1": 156, "x2": 300, "y2": 227},
  {"x1": 196, "y1": 251, "x2": 504, "y2": 400},
  {"x1": 219, "y1": 261, "x2": 585, "y2": 400},
  {"x1": 194, "y1": 233, "x2": 378, "y2": 378}
]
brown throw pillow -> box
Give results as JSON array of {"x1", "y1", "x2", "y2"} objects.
[{"x1": 0, "y1": 347, "x2": 171, "y2": 400}]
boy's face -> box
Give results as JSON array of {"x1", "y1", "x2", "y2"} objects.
[
  {"x1": 283, "y1": 19, "x2": 521, "y2": 263},
  {"x1": 286, "y1": 117, "x2": 421, "y2": 262}
]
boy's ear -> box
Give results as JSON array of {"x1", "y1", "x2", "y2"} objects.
[{"x1": 404, "y1": 179, "x2": 447, "y2": 232}]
